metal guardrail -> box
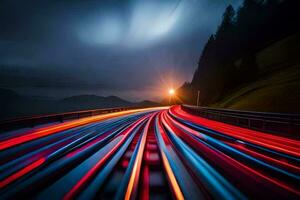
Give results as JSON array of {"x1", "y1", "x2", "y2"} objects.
[
  {"x1": 181, "y1": 105, "x2": 300, "y2": 138},
  {"x1": 0, "y1": 106, "x2": 141, "y2": 132}
]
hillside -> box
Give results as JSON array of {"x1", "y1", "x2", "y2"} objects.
[
  {"x1": 179, "y1": 32, "x2": 300, "y2": 113},
  {"x1": 176, "y1": 0, "x2": 300, "y2": 112},
  {"x1": 212, "y1": 64, "x2": 300, "y2": 112}
]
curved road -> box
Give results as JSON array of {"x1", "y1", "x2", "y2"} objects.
[{"x1": 0, "y1": 106, "x2": 299, "y2": 199}]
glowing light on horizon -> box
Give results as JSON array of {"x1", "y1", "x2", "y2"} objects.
[{"x1": 169, "y1": 88, "x2": 175, "y2": 95}]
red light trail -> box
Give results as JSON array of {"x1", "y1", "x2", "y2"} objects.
[{"x1": 0, "y1": 106, "x2": 299, "y2": 199}]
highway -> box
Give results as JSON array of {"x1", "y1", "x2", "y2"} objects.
[{"x1": 0, "y1": 106, "x2": 299, "y2": 199}]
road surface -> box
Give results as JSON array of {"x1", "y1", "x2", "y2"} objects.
[{"x1": 0, "y1": 106, "x2": 299, "y2": 199}]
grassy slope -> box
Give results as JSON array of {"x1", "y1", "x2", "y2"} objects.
[
  {"x1": 213, "y1": 65, "x2": 300, "y2": 112},
  {"x1": 212, "y1": 33, "x2": 300, "y2": 113}
]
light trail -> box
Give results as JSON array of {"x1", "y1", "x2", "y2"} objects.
[{"x1": 0, "y1": 106, "x2": 299, "y2": 199}]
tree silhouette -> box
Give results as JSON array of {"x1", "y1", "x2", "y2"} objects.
[{"x1": 180, "y1": 0, "x2": 300, "y2": 105}]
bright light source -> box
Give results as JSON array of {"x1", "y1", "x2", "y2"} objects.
[{"x1": 169, "y1": 89, "x2": 175, "y2": 95}]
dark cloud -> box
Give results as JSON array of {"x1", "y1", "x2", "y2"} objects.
[{"x1": 0, "y1": 0, "x2": 242, "y2": 101}]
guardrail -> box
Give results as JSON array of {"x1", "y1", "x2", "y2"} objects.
[
  {"x1": 181, "y1": 105, "x2": 300, "y2": 138},
  {"x1": 0, "y1": 106, "x2": 138, "y2": 132}
]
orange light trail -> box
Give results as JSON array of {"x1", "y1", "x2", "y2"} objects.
[
  {"x1": 63, "y1": 115, "x2": 150, "y2": 200},
  {"x1": 124, "y1": 114, "x2": 154, "y2": 200},
  {"x1": 0, "y1": 107, "x2": 165, "y2": 151}
]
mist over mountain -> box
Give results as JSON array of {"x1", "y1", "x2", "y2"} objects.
[{"x1": 0, "y1": 88, "x2": 159, "y2": 120}]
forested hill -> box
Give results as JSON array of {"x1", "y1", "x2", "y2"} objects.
[{"x1": 178, "y1": 0, "x2": 300, "y2": 106}]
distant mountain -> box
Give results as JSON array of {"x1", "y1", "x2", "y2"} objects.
[
  {"x1": 62, "y1": 95, "x2": 131, "y2": 104},
  {"x1": 0, "y1": 88, "x2": 160, "y2": 121},
  {"x1": 135, "y1": 100, "x2": 161, "y2": 107},
  {"x1": 60, "y1": 94, "x2": 134, "y2": 110},
  {"x1": 0, "y1": 88, "x2": 20, "y2": 99},
  {"x1": 0, "y1": 88, "x2": 57, "y2": 120}
]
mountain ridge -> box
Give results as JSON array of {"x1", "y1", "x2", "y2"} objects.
[{"x1": 0, "y1": 88, "x2": 160, "y2": 120}]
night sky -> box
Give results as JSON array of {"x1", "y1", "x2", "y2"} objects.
[{"x1": 0, "y1": 0, "x2": 242, "y2": 101}]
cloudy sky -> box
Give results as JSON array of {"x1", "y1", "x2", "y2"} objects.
[{"x1": 0, "y1": 0, "x2": 242, "y2": 101}]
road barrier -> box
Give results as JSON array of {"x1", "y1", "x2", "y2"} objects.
[
  {"x1": 181, "y1": 105, "x2": 300, "y2": 138},
  {"x1": 0, "y1": 107, "x2": 138, "y2": 132}
]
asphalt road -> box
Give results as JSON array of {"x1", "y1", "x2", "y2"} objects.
[{"x1": 0, "y1": 106, "x2": 299, "y2": 199}]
